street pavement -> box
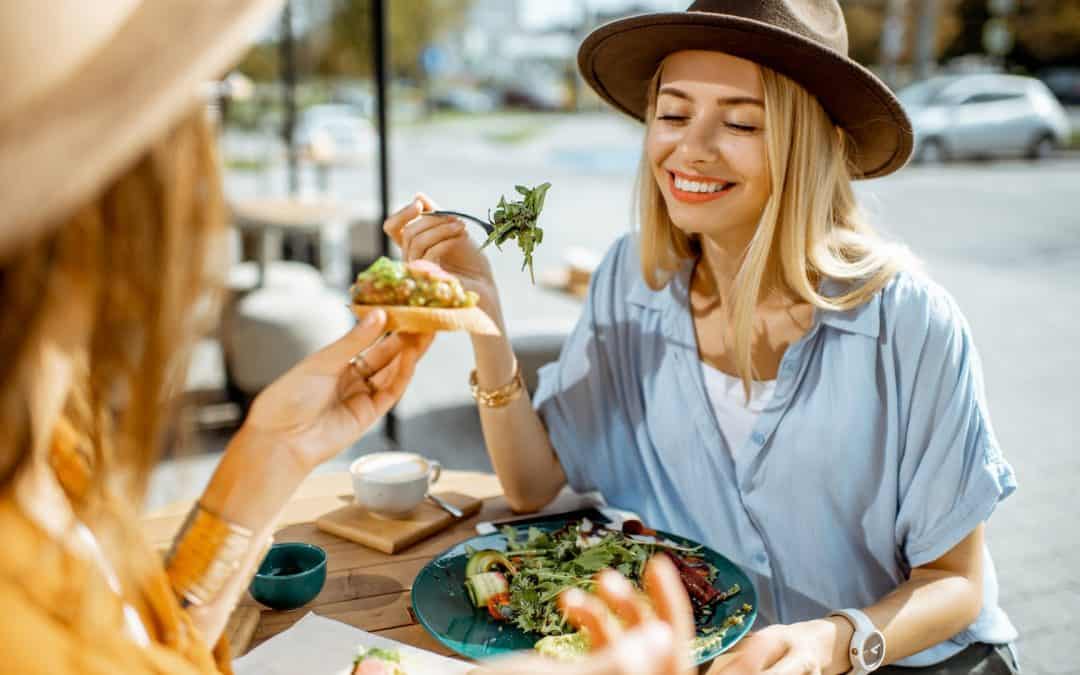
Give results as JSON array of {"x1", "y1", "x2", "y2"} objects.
[{"x1": 162, "y1": 113, "x2": 1078, "y2": 673}]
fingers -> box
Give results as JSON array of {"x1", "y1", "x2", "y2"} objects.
[
  {"x1": 317, "y1": 309, "x2": 387, "y2": 365},
  {"x1": 721, "y1": 630, "x2": 789, "y2": 673},
  {"x1": 480, "y1": 621, "x2": 677, "y2": 675},
  {"x1": 414, "y1": 192, "x2": 439, "y2": 213},
  {"x1": 643, "y1": 556, "x2": 694, "y2": 645},
  {"x1": 401, "y1": 329, "x2": 436, "y2": 357},
  {"x1": 382, "y1": 192, "x2": 441, "y2": 247},
  {"x1": 762, "y1": 650, "x2": 817, "y2": 675},
  {"x1": 560, "y1": 587, "x2": 619, "y2": 651},
  {"x1": 368, "y1": 341, "x2": 424, "y2": 412},
  {"x1": 594, "y1": 570, "x2": 650, "y2": 628},
  {"x1": 404, "y1": 217, "x2": 466, "y2": 262},
  {"x1": 382, "y1": 199, "x2": 422, "y2": 247},
  {"x1": 641, "y1": 555, "x2": 694, "y2": 675},
  {"x1": 346, "y1": 328, "x2": 406, "y2": 375}
]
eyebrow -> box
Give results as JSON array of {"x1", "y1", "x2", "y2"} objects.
[{"x1": 657, "y1": 85, "x2": 764, "y2": 107}]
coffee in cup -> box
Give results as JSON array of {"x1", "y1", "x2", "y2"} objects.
[{"x1": 349, "y1": 451, "x2": 441, "y2": 519}]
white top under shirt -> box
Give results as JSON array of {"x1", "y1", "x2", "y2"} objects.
[{"x1": 699, "y1": 362, "x2": 776, "y2": 453}]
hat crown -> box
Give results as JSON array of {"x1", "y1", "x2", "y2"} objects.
[
  {"x1": 0, "y1": 0, "x2": 141, "y2": 118},
  {"x1": 686, "y1": 0, "x2": 848, "y2": 55}
]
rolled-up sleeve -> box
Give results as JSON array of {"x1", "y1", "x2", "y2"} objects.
[
  {"x1": 533, "y1": 237, "x2": 637, "y2": 496},
  {"x1": 894, "y1": 284, "x2": 1017, "y2": 569}
]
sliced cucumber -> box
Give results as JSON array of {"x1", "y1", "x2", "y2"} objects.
[
  {"x1": 534, "y1": 632, "x2": 590, "y2": 661},
  {"x1": 464, "y1": 571, "x2": 509, "y2": 608},
  {"x1": 465, "y1": 549, "x2": 517, "y2": 577}
]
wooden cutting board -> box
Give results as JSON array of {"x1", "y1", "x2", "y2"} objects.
[{"x1": 315, "y1": 492, "x2": 482, "y2": 554}]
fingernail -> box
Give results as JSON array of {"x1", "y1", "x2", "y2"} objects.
[
  {"x1": 560, "y1": 588, "x2": 586, "y2": 608},
  {"x1": 360, "y1": 308, "x2": 385, "y2": 325},
  {"x1": 638, "y1": 621, "x2": 673, "y2": 651}
]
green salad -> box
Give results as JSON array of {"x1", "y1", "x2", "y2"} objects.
[
  {"x1": 481, "y1": 182, "x2": 551, "y2": 284},
  {"x1": 461, "y1": 519, "x2": 752, "y2": 661}
]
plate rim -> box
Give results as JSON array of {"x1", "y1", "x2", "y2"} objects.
[{"x1": 410, "y1": 519, "x2": 758, "y2": 665}]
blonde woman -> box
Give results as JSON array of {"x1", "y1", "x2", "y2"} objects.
[{"x1": 386, "y1": 2, "x2": 1020, "y2": 674}]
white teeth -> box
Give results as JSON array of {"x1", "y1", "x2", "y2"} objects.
[{"x1": 673, "y1": 175, "x2": 728, "y2": 193}]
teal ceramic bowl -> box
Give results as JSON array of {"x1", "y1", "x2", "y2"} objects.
[{"x1": 250, "y1": 542, "x2": 327, "y2": 611}]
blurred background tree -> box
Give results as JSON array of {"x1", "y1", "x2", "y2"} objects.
[
  {"x1": 1010, "y1": 0, "x2": 1080, "y2": 70},
  {"x1": 236, "y1": 0, "x2": 471, "y2": 82}
]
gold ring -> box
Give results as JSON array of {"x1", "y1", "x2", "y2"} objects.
[{"x1": 349, "y1": 354, "x2": 374, "y2": 378}]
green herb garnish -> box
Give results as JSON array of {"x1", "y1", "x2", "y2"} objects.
[
  {"x1": 353, "y1": 646, "x2": 401, "y2": 664},
  {"x1": 482, "y1": 182, "x2": 551, "y2": 284}
]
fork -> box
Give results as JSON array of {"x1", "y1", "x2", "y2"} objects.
[{"x1": 422, "y1": 209, "x2": 494, "y2": 236}]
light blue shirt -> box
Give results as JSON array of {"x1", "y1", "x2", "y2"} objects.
[{"x1": 534, "y1": 235, "x2": 1018, "y2": 667}]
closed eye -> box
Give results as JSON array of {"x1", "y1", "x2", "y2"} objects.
[
  {"x1": 656, "y1": 115, "x2": 688, "y2": 122},
  {"x1": 727, "y1": 123, "x2": 758, "y2": 132}
]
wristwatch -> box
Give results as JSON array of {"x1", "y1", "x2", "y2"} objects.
[{"x1": 828, "y1": 608, "x2": 886, "y2": 674}]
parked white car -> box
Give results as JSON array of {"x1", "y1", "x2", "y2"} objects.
[
  {"x1": 295, "y1": 104, "x2": 375, "y2": 164},
  {"x1": 899, "y1": 74, "x2": 1071, "y2": 163}
]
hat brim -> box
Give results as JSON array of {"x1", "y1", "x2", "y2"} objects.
[
  {"x1": 578, "y1": 12, "x2": 913, "y2": 179},
  {"x1": 0, "y1": 0, "x2": 282, "y2": 257}
]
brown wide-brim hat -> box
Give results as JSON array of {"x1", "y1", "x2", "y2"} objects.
[
  {"x1": 578, "y1": 0, "x2": 913, "y2": 179},
  {"x1": 0, "y1": 0, "x2": 283, "y2": 258}
]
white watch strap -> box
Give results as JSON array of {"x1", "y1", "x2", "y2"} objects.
[{"x1": 828, "y1": 608, "x2": 886, "y2": 674}]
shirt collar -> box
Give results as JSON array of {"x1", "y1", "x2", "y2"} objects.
[
  {"x1": 628, "y1": 264, "x2": 881, "y2": 339},
  {"x1": 815, "y1": 277, "x2": 882, "y2": 339}
]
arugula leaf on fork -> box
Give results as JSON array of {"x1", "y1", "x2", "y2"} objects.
[{"x1": 481, "y1": 182, "x2": 551, "y2": 284}]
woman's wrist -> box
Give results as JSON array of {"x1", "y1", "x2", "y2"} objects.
[
  {"x1": 198, "y1": 424, "x2": 310, "y2": 531},
  {"x1": 469, "y1": 287, "x2": 517, "y2": 388},
  {"x1": 817, "y1": 616, "x2": 856, "y2": 675}
]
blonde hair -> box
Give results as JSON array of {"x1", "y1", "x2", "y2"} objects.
[
  {"x1": 637, "y1": 63, "x2": 912, "y2": 396},
  {"x1": 0, "y1": 109, "x2": 225, "y2": 597}
]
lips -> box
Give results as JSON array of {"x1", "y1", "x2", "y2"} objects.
[{"x1": 667, "y1": 171, "x2": 736, "y2": 204}]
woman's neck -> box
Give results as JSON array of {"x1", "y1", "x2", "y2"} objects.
[{"x1": 694, "y1": 231, "x2": 752, "y2": 304}]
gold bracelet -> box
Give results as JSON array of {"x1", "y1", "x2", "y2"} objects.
[
  {"x1": 469, "y1": 362, "x2": 524, "y2": 408},
  {"x1": 165, "y1": 503, "x2": 253, "y2": 608}
]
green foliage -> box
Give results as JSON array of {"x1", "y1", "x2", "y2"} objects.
[
  {"x1": 497, "y1": 523, "x2": 700, "y2": 638},
  {"x1": 234, "y1": 0, "x2": 470, "y2": 82},
  {"x1": 482, "y1": 183, "x2": 551, "y2": 284}
]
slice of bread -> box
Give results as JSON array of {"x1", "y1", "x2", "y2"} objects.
[{"x1": 351, "y1": 304, "x2": 500, "y2": 336}]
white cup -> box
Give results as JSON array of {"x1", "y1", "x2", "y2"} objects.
[{"x1": 349, "y1": 452, "x2": 441, "y2": 519}]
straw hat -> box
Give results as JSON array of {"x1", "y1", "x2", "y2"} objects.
[
  {"x1": 578, "y1": 0, "x2": 913, "y2": 179},
  {"x1": 0, "y1": 0, "x2": 282, "y2": 257}
]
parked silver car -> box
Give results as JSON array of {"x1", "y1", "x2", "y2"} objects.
[{"x1": 899, "y1": 74, "x2": 1071, "y2": 163}]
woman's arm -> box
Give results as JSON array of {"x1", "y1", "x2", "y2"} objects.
[
  {"x1": 469, "y1": 327, "x2": 567, "y2": 513},
  {"x1": 385, "y1": 195, "x2": 567, "y2": 512},
  {"x1": 711, "y1": 525, "x2": 985, "y2": 674},
  {"x1": 170, "y1": 310, "x2": 431, "y2": 646}
]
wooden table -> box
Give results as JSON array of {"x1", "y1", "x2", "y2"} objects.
[
  {"x1": 230, "y1": 197, "x2": 378, "y2": 291},
  {"x1": 141, "y1": 471, "x2": 588, "y2": 659}
]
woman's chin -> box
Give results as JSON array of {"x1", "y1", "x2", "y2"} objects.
[{"x1": 669, "y1": 217, "x2": 720, "y2": 237}]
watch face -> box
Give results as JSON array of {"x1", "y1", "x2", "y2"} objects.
[{"x1": 862, "y1": 632, "x2": 886, "y2": 669}]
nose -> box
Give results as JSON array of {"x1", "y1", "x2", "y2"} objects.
[{"x1": 677, "y1": 116, "x2": 723, "y2": 166}]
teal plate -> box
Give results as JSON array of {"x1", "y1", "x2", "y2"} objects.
[{"x1": 411, "y1": 519, "x2": 757, "y2": 664}]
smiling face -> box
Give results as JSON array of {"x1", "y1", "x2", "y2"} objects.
[{"x1": 646, "y1": 51, "x2": 772, "y2": 247}]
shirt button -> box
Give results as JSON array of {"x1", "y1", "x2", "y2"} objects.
[
  {"x1": 751, "y1": 431, "x2": 766, "y2": 445},
  {"x1": 755, "y1": 552, "x2": 769, "y2": 565}
]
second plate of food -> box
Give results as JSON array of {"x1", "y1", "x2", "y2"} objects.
[{"x1": 410, "y1": 517, "x2": 756, "y2": 665}]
